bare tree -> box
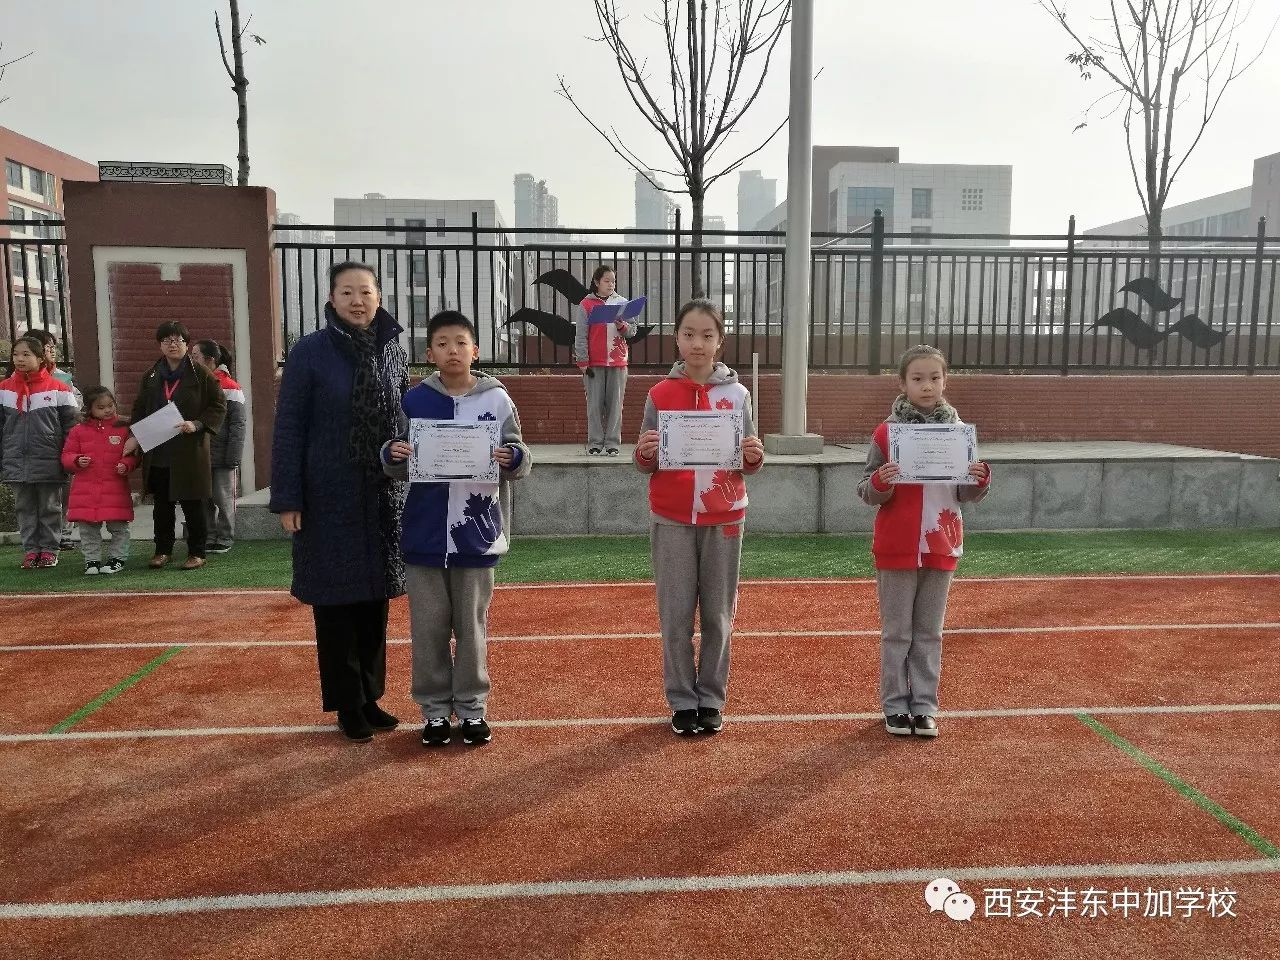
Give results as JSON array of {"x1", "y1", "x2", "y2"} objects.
[
  {"x1": 559, "y1": 0, "x2": 791, "y2": 296},
  {"x1": 0, "y1": 44, "x2": 34, "y2": 107},
  {"x1": 214, "y1": 1, "x2": 266, "y2": 186},
  {"x1": 1040, "y1": 0, "x2": 1274, "y2": 271}
]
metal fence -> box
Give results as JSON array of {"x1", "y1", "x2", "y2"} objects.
[{"x1": 1, "y1": 219, "x2": 73, "y2": 365}]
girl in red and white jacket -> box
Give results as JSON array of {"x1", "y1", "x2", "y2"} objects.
[
  {"x1": 858, "y1": 345, "x2": 991, "y2": 740},
  {"x1": 61, "y1": 387, "x2": 138, "y2": 575},
  {"x1": 635, "y1": 299, "x2": 765, "y2": 737},
  {"x1": 575, "y1": 264, "x2": 632, "y2": 456}
]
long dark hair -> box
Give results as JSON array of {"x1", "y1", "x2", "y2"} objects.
[{"x1": 81, "y1": 385, "x2": 118, "y2": 418}]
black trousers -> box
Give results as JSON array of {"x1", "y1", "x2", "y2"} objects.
[
  {"x1": 312, "y1": 600, "x2": 389, "y2": 712},
  {"x1": 149, "y1": 467, "x2": 208, "y2": 558}
]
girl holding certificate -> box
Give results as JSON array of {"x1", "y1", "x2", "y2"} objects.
[
  {"x1": 634, "y1": 299, "x2": 765, "y2": 736},
  {"x1": 857, "y1": 345, "x2": 991, "y2": 740},
  {"x1": 575, "y1": 264, "x2": 630, "y2": 456}
]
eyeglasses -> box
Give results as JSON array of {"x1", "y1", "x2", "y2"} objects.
[{"x1": 160, "y1": 337, "x2": 187, "y2": 346}]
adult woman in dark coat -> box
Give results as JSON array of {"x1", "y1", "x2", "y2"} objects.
[
  {"x1": 270, "y1": 262, "x2": 409, "y2": 743},
  {"x1": 124, "y1": 321, "x2": 226, "y2": 571}
]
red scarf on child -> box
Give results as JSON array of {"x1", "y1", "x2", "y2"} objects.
[{"x1": 9, "y1": 367, "x2": 55, "y2": 412}]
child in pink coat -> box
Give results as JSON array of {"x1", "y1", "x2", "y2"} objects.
[{"x1": 61, "y1": 387, "x2": 139, "y2": 574}]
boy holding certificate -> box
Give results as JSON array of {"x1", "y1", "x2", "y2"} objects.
[
  {"x1": 382, "y1": 311, "x2": 532, "y2": 747},
  {"x1": 857, "y1": 345, "x2": 991, "y2": 739}
]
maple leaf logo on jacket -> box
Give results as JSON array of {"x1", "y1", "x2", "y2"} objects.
[
  {"x1": 699, "y1": 470, "x2": 746, "y2": 513},
  {"x1": 608, "y1": 337, "x2": 629, "y2": 364},
  {"x1": 924, "y1": 509, "x2": 963, "y2": 555},
  {"x1": 715, "y1": 397, "x2": 734, "y2": 410},
  {"x1": 450, "y1": 492, "x2": 502, "y2": 552}
]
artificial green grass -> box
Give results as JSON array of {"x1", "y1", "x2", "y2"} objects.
[{"x1": 0, "y1": 529, "x2": 1276, "y2": 594}]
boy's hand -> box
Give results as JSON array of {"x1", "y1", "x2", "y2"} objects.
[
  {"x1": 742, "y1": 436, "x2": 764, "y2": 466},
  {"x1": 387, "y1": 440, "x2": 413, "y2": 463},
  {"x1": 76, "y1": 455, "x2": 92, "y2": 468},
  {"x1": 115, "y1": 462, "x2": 129, "y2": 476},
  {"x1": 493, "y1": 446, "x2": 515, "y2": 468},
  {"x1": 636, "y1": 429, "x2": 660, "y2": 462},
  {"x1": 280, "y1": 511, "x2": 302, "y2": 533},
  {"x1": 969, "y1": 462, "x2": 990, "y2": 482},
  {"x1": 876, "y1": 462, "x2": 901, "y2": 484}
]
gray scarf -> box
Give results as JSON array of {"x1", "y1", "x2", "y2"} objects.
[{"x1": 889, "y1": 394, "x2": 959, "y2": 424}]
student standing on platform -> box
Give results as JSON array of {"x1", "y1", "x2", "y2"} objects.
[
  {"x1": 634, "y1": 299, "x2": 764, "y2": 736},
  {"x1": 858, "y1": 344, "x2": 991, "y2": 740},
  {"x1": 575, "y1": 264, "x2": 631, "y2": 456}
]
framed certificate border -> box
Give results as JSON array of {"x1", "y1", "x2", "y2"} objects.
[
  {"x1": 887, "y1": 423, "x2": 978, "y2": 484},
  {"x1": 657, "y1": 410, "x2": 744, "y2": 470},
  {"x1": 409, "y1": 419, "x2": 501, "y2": 484}
]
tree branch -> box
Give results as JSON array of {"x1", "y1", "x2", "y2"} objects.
[{"x1": 214, "y1": 11, "x2": 236, "y2": 81}]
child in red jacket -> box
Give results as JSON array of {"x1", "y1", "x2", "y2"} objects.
[
  {"x1": 62, "y1": 387, "x2": 138, "y2": 575},
  {"x1": 575, "y1": 264, "x2": 632, "y2": 456},
  {"x1": 634, "y1": 299, "x2": 765, "y2": 736},
  {"x1": 858, "y1": 345, "x2": 991, "y2": 739}
]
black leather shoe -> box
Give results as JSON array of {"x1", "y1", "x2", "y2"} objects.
[
  {"x1": 337, "y1": 709, "x2": 374, "y2": 743},
  {"x1": 361, "y1": 701, "x2": 400, "y2": 732},
  {"x1": 911, "y1": 715, "x2": 939, "y2": 737},
  {"x1": 884, "y1": 714, "x2": 913, "y2": 736}
]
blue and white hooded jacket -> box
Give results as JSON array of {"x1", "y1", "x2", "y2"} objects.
[{"x1": 381, "y1": 372, "x2": 532, "y2": 568}]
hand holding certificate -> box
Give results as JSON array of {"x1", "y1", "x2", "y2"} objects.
[
  {"x1": 658, "y1": 411, "x2": 743, "y2": 470},
  {"x1": 409, "y1": 419, "x2": 501, "y2": 483},
  {"x1": 129, "y1": 401, "x2": 185, "y2": 453},
  {"x1": 887, "y1": 423, "x2": 979, "y2": 484}
]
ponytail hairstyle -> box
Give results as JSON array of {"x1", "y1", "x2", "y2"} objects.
[
  {"x1": 589, "y1": 263, "x2": 616, "y2": 295},
  {"x1": 193, "y1": 339, "x2": 233, "y2": 374}
]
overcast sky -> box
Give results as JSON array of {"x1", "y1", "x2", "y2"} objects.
[{"x1": 2, "y1": 0, "x2": 1277, "y2": 232}]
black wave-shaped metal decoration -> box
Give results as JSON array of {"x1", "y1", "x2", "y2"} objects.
[
  {"x1": 1092, "y1": 307, "x2": 1226, "y2": 349},
  {"x1": 1166, "y1": 314, "x2": 1227, "y2": 349},
  {"x1": 1120, "y1": 277, "x2": 1183, "y2": 312},
  {"x1": 535, "y1": 268, "x2": 591, "y2": 305},
  {"x1": 504, "y1": 266, "x2": 656, "y2": 357}
]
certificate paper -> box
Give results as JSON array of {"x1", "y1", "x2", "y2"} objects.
[
  {"x1": 888, "y1": 423, "x2": 978, "y2": 484},
  {"x1": 129, "y1": 401, "x2": 184, "y2": 453},
  {"x1": 409, "y1": 419, "x2": 501, "y2": 484},
  {"x1": 658, "y1": 411, "x2": 743, "y2": 470}
]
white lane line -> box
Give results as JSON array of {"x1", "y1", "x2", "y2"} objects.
[
  {"x1": 3, "y1": 702, "x2": 1277, "y2": 743},
  {"x1": 1, "y1": 857, "x2": 1275, "y2": 920},
  {"x1": 3, "y1": 571, "x2": 1279, "y2": 600},
  {"x1": 5, "y1": 621, "x2": 1279, "y2": 652}
]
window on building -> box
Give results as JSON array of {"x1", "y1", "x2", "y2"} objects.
[
  {"x1": 910, "y1": 226, "x2": 932, "y2": 245},
  {"x1": 411, "y1": 295, "x2": 427, "y2": 322},
  {"x1": 829, "y1": 189, "x2": 838, "y2": 227},
  {"x1": 385, "y1": 217, "x2": 396, "y2": 236},
  {"x1": 410, "y1": 253, "x2": 427, "y2": 284},
  {"x1": 436, "y1": 217, "x2": 447, "y2": 238},
  {"x1": 911, "y1": 188, "x2": 933, "y2": 219},
  {"x1": 406, "y1": 218, "x2": 426, "y2": 245},
  {"x1": 5, "y1": 160, "x2": 22, "y2": 188},
  {"x1": 27, "y1": 168, "x2": 44, "y2": 197},
  {"x1": 12, "y1": 296, "x2": 28, "y2": 326},
  {"x1": 8, "y1": 203, "x2": 24, "y2": 223},
  {"x1": 961, "y1": 187, "x2": 984, "y2": 212},
  {"x1": 847, "y1": 187, "x2": 893, "y2": 234},
  {"x1": 10, "y1": 249, "x2": 25, "y2": 280}
]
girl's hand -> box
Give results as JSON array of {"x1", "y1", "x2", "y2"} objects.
[
  {"x1": 876, "y1": 462, "x2": 901, "y2": 485},
  {"x1": 122, "y1": 437, "x2": 140, "y2": 457},
  {"x1": 493, "y1": 446, "x2": 515, "y2": 468},
  {"x1": 617, "y1": 321, "x2": 631, "y2": 336},
  {"x1": 280, "y1": 511, "x2": 302, "y2": 533},
  {"x1": 742, "y1": 436, "x2": 764, "y2": 466},
  {"x1": 636, "y1": 429, "x2": 660, "y2": 461},
  {"x1": 969, "y1": 462, "x2": 990, "y2": 482},
  {"x1": 115, "y1": 462, "x2": 129, "y2": 476},
  {"x1": 76, "y1": 455, "x2": 92, "y2": 468},
  {"x1": 387, "y1": 440, "x2": 413, "y2": 463},
  {"x1": 178, "y1": 421, "x2": 197, "y2": 434}
]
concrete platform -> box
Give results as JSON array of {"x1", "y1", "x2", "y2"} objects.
[{"x1": 231, "y1": 441, "x2": 1280, "y2": 538}]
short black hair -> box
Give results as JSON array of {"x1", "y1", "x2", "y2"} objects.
[
  {"x1": 81, "y1": 385, "x2": 117, "y2": 416},
  {"x1": 193, "y1": 338, "x2": 232, "y2": 371},
  {"x1": 155, "y1": 321, "x2": 190, "y2": 343},
  {"x1": 26, "y1": 328, "x2": 56, "y2": 347},
  {"x1": 427, "y1": 310, "x2": 477, "y2": 343},
  {"x1": 329, "y1": 261, "x2": 380, "y2": 294}
]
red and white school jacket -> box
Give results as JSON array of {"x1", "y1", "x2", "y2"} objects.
[
  {"x1": 634, "y1": 362, "x2": 763, "y2": 525},
  {"x1": 858, "y1": 419, "x2": 991, "y2": 571},
  {"x1": 575, "y1": 292, "x2": 631, "y2": 368}
]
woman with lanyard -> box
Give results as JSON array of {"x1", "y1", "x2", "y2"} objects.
[{"x1": 123, "y1": 321, "x2": 227, "y2": 570}]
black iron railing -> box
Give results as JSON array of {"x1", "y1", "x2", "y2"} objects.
[{"x1": 1, "y1": 219, "x2": 72, "y2": 365}]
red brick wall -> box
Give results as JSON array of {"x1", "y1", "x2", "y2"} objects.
[
  {"x1": 499, "y1": 372, "x2": 1280, "y2": 458},
  {"x1": 107, "y1": 264, "x2": 234, "y2": 412}
]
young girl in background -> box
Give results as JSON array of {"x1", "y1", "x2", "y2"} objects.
[
  {"x1": 858, "y1": 344, "x2": 992, "y2": 739},
  {"x1": 191, "y1": 339, "x2": 245, "y2": 553},
  {"x1": 62, "y1": 387, "x2": 138, "y2": 574},
  {"x1": 576, "y1": 264, "x2": 631, "y2": 455},
  {"x1": 634, "y1": 299, "x2": 764, "y2": 735},
  {"x1": 0, "y1": 335, "x2": 79, "y2": 568}
]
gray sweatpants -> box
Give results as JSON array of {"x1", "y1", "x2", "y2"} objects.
[
  {"x1": 78, "y1": 520, "x2": 131, "y2": 563},
  {"x1": 876, "y1": 567, "x2": 954, "y2": 716},
  {"x1": 583, "y1": 366, "x2": 627, "y2": 450},
  {"x1": 13, "y1": 482, "x2": 63, "y2": 554},
  {"x1": 651, "y1": 521, "x2": 743, "y2": 712},
  {"x1": 206, "y1": 467, "x2": 237, "y2": 546},
  {"x1": 406, "y1": 564, "x2": 495, "y2": 720}
]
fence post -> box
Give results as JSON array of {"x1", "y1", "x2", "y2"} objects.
[
  {"x1": 673, "y1": 207, "x2": 682, "y2": 308},
  {"x1": 1059, "y1": 214, "x2": 1076, "y2": 376},
  {"x1": 1247, "y1": 216, "x2": 1267, "y2": 375},
  {"x1": 868, "y1": 209, "x2": 884, "y2": 375}
]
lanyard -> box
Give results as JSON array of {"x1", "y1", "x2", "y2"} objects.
[{"x1": 163, "y1": 379, "x2": 180, "y2": 404}]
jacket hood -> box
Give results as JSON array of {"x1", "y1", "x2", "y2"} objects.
[
  {"x1": 418, "y1": 370, "x2": 507, "y2": 398},
  {"x1": 664, "y1": 360, "x2": 738, "y2": 387}
]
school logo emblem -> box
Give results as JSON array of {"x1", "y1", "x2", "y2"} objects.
[{"x1": 109, "y1": 435, "x2": 123, "y2": 445}]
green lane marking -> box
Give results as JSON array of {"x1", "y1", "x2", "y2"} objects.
[
  {"x1": 1077, "y1": 712, "x2": 1280, "y2": 859},
  {"x1": 48, "y1": 647, "x2": 185, "y2": 734}
]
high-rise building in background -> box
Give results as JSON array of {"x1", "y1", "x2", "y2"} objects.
[
  {"x1": 737, "y1": 169, "x2": 777, "y2": 235},
  {"x1": 514, "y1": 173, "x2": 560, "y2": 242},
  {"x1": 2, "y1": 126, "x2": 97, "y2": 349},
  {"x1": 632, "y1": 171, "x2": 678, "y2": 242}
]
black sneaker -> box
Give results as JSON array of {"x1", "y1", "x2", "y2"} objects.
[
  {"x1": 459, "y1": 717, "x2": 492, "y2": 745},
  {"x1": 696, "y1": 707, "x2": 724, "y2": 733},
  {"x1": 84, "y1": 562, "x2": 100, "y2": 576},
  {"x1": 59, "y1": 537, "x2": 77, "y2": 551},
  {"x1": 671, "y1": 709, "x2": 701, "y2": 736},
  {"x1": 362, "y1": 701, "x2": 400, "y2": 732},
  {"x1": 337, "y1": 708, "x2": 374, "y2": 743},
  {"x1": 884, "y1": 714, "x2": 913, "y2": 736},
  {"x1": 205, "y1": 543, "x2": 233, "y2": 555},
  {"x1": 100, "y1": 558, "x2": 125, "y2": 575},
  {"x1": 605, "y1": 448, "x2": 620, "y2": 457},
  {"x1": 587, "y1": 447, "x2": 603, "y2": 456},
  {"x1": 421, "y1": 717, "x2": 451, "y2": 747},
  {"x1": 911, "y1": 715, "x2": 939, "y2": 738}
]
